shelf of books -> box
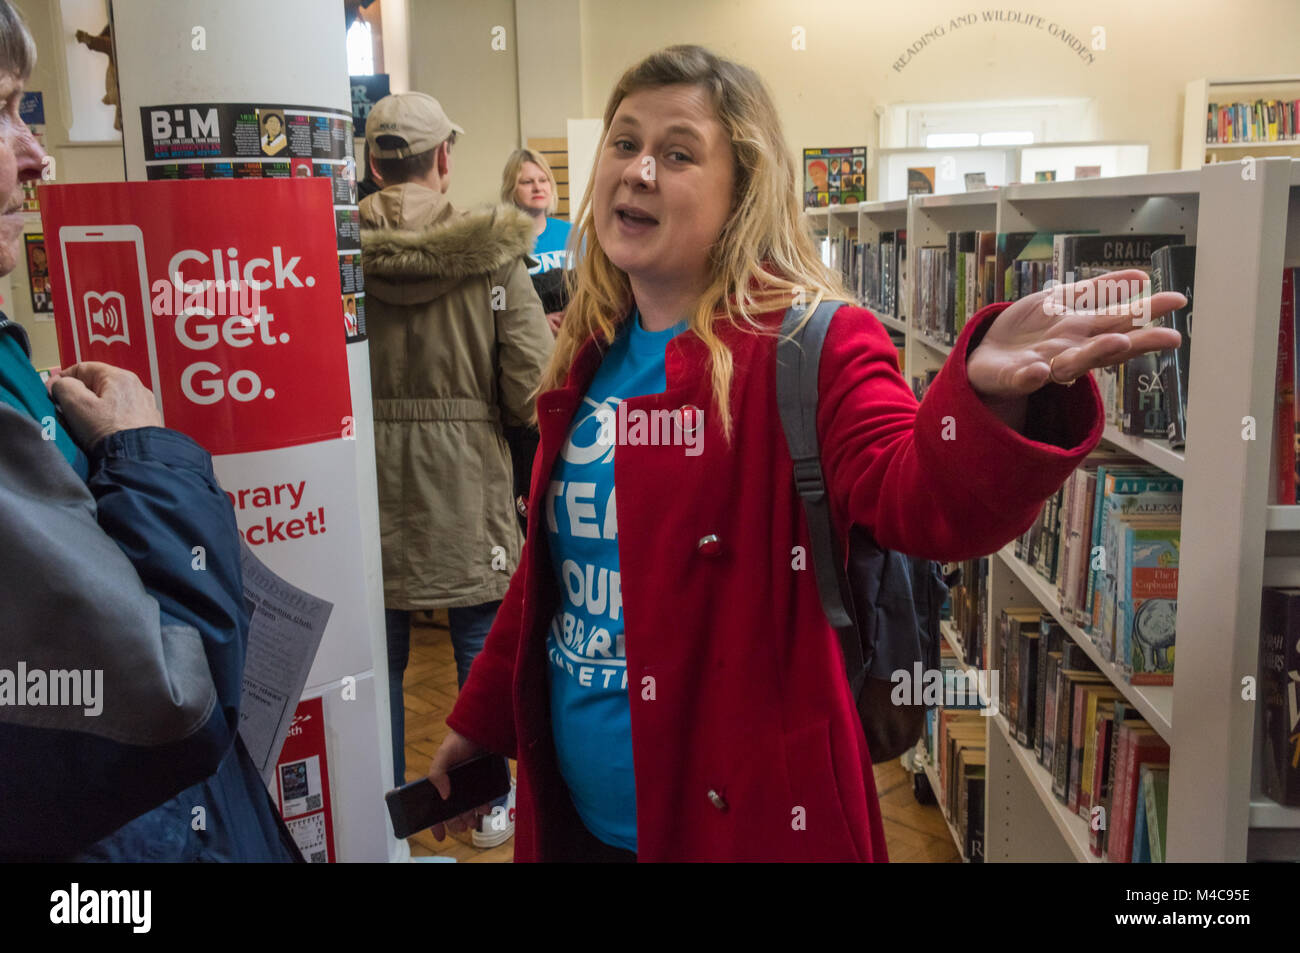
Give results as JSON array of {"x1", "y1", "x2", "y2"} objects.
[
  {"x1": 919, "y1": 754, "x2": 968, "y2": 862},
  {"x1": 808, "y1": 157, "x2": 1300, "y2": 862},
  {"x1": 996, "y1": 544, "x2": 1173, "y2": 738},
  {"x1": 1182, "y1": 77, "x2": 1300, "y2": 171},
  {"x1": 905, "y1": 190, "x2": 998, "y2": 399},
  {"x1": 820, "y1": 198, "x2": 910, "y2": 372}
]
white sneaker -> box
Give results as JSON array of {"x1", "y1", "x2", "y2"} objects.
[{"x1": 471, "y1": 778, "x2": 516, "y2": 849}]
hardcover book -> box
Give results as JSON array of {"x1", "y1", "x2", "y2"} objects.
[
  {"x1": 1117, "y1": 520, "x2": 1180, "y2": 685},
  {"x1": 1092, "y1": 702, "x2": 1146, "y2": 857},
  {"x1": 1070, "y1": 685, "x2": 1121, "y2": 813},
  {"x1": 1051, "y1": 671, "x2": 1108, "y2": 801},
  {"x1": 908, "y1": 166, "x2": 935, "y2": 195},
  {"x1": 1088, "y1": 708, "x2": 1116, "y2": 855},
  {"x1": 1259, "y1": 587, "x2": 1300, "y2": 806},
  {"x1": 1277, "y1": 269, "x2": 1297, "y2": 504},
  {"x1": 1150, "y1": 244, "x2": 1196, "y2": 449},
  {"x1": 1034, "y1": 622, "x2": 1067, "y2": 761},
  {"x1": 803, "y1": 146, "x2": 866, "y2": 208},
  {"x1": 1108, "y1": 725, "x2": 1169, "y2": 863},
  {"x1": 1142, "y1": 764, "x2": 1170, "y2": 862}
]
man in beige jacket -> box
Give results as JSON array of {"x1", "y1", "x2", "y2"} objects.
[{"x1": 360, "y1": 93, "x2": 553, "y2": 846}]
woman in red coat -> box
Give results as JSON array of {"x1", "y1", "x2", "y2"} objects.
[{"x1": 426, "y1": 45, "x2": 1183, "y2": 862}]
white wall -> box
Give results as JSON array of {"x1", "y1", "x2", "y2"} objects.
[{"x1": 577, "y1": 0, "x2": 1300, "y2": 176}]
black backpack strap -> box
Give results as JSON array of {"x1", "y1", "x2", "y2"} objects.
[{"x1": 775, "y1": 299, "x2": 863, "y2": 674}]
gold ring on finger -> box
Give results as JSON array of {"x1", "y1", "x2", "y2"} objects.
[{"x1": 1049, "y1": 355, "x2": 1076, "y2": 387}]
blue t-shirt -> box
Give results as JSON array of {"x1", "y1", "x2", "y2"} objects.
[
  {"x1": 529, "y1": 217, "x2": 572, "y2": 275},
  {"x1": 544, "y1": 311, "x2": 687, "y2": 852}
]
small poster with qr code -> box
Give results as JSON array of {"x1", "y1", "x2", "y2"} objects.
[{"x1": 274, "y1": 695, "x2": 336, "y2": 862}]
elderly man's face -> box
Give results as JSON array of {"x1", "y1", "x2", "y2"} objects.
[{"x1": 0, "y1": 72, "x2": 43, "y2": 279}]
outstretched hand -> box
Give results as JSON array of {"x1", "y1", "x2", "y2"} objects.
[{"x1": 966, "y1": 269, "x2": 1185, "y2": 403}]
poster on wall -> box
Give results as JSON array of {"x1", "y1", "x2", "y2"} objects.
[
  {"x1": 350, "y1": 74, "x2": 389, "y2": 139},
  {"x1": 139, "y1": 102, "x2": 364, "y2": 341},
  {"x1": 907, "y1": 166, "x2": 935, "y2": 195},
  {"x1": 24, "y1": 233, "x2": 52, "y2": 317},
  {"x1": 41, "y1": 179, "x2": 352, "y2": 455},
  {"x1": 275, "y1": 695, "x2": 336, "y2": 863},
  {"x1": 42, "y1": 178, "x2": 379, "y2": 856},
  {"x1": 803, "y1": 146, "x2": 866, "y2": 208}
]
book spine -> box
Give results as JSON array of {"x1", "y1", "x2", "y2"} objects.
[
  {"x1": 1142, "y1": 768, "x2": 1163, "y2": 863},
  {"x1": 1108, "y1": 724, "x2": 1134, "y2": 861},
  {"x1": 1084, "y1": 467, "x2": 1111, "y2": 635},
  {"x1": 1017, "y1": 634, "x2": 1037, "y2": 747},
  {"x1": 1068, "y1": 685, "x2": 1088, "y2": 812},
  {"x1": 1151, "y1": 245, "x2": 1194, "y2": 449},
  {"x1": 1033, "y1": 624, "x2": 1054, "y2": 761},
  {"x1": 1088, "y1": 715, "x2": 1113, "y2": 856},
  {"x1": 965, "y1": 252, "x2": 976, "y2": 328},
  {"x1": 1041, "y1": 654, "x2": 1059, "y2": 768},
  {"x1": 1051, "y1": 678, "x2": 1075, "y2": 800},
  {"x1": 1279, "y1": 262, "x2": 1297, "y2": 504},
  {"x1": 1260, "y1": 588, "x2": 1300, "y2": 805},
  {"x1": 1292, "y1": 268, "x2": 1299, "y2": 502}
]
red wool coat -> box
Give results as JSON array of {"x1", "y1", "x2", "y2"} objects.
[{"x1": 447, "y1": 300, "x2": 1104, "y2": 862}]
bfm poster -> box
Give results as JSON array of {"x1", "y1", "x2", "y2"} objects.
[{"x1": 41, "y1": 178, "x2": 383, "y2": 861}]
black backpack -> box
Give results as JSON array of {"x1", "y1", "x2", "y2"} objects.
[{"x1": 775, "y1": 299, "x2": 955, "y2": 763}]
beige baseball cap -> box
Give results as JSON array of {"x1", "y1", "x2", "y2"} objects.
[{"x1": 366, "y1": 92, "x2": 465, "y2": 158}]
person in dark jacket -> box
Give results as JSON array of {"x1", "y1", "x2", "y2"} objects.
[{"x1": 0, "y1": 0, "x2": 297, "y2": 862}]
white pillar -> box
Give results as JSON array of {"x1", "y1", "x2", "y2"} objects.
[{"x1": 110, "y1": 0, "x2": 400, "y2": 862}]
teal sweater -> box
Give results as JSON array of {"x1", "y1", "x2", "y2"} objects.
[{"x1": 0, "y1": 319, "x2": 87, "y2": 479}]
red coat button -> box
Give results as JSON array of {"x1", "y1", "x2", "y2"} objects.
[
  {"x1": 678, "y1": 404, "x2": 703, "y2": 436},
  {"x1": 697, "y1": 534, "x2": 721, "y2": 556}
]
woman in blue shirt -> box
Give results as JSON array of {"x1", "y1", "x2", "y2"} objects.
[{"x1": 502, "y1": 148, "x2": 571, "y2": 334}]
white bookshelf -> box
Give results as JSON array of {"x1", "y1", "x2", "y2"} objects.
[
  {"x1": 805, "y1": 158, "x2": 1300, "y2": 862},
  {"x1": 1182, "y1": 77, "x2": 1300, "y2": 170}
]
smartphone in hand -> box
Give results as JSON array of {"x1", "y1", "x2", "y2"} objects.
[{"x1": 384, "y1": 754, "x2": 511, "y2": 839}]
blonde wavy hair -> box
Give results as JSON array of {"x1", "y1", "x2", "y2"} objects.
[
  {"x1": 501, "y1": 147, "x2": 559, "y2": 215},
  {"x1": 543, "y1": 44, "x2": 848, "y2": 440}
]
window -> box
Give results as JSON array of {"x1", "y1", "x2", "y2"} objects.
[
  {"x1": 347, "y1": 18, "x2": 374, "y2": 75},
  {"x1": 882, "y1": 99, "x2": 1097, "y2": 150},
  {"x1": 980, "y1": 130, "x2": 1035, "y2": 146}
]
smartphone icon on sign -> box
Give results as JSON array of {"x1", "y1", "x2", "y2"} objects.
[{"x1": 58, "y1": 225, "x2": 162, "y2": 419}]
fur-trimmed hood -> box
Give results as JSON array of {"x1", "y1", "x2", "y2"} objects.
[{"x1": 360, "y1": 183, "x2": 535, "y2": 304}]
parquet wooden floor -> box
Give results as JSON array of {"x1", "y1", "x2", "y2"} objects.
[{"x1": 400, "y1": 611, "x2": 957, "y2": 863}]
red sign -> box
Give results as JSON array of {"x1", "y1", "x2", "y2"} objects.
[
  {"x1": 41, "y1": 179, "x2": 351, "y2": 455},
  {"x1": 275, "y1": 695, "x2": 336, "y2": 863}
]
